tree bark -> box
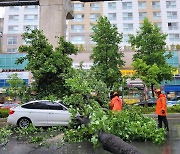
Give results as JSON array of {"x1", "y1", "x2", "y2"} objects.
[{"x1": 98, "y1": 132, "x2": 144, "y2": 154}]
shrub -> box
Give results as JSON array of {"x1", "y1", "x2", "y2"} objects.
[
  {"x1": 168, "y1": 104, "x2": 180, "y2": 113},
  {"x1": 0, "y1": 109, "x2": 9, "y2": 118}
]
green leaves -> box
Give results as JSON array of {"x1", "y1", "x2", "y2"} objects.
[
  {"x1": 17, "y1": 29, "x2": 78, "y2": 99},
  {"x1": 90, "y1": 16, "x2": 124, "y2": 88},
  {"x1": 129, "y1": 18, "x2": 175, "y2": 90},
  {"x1": 5, "y1": 73, "x2": 26, "y2": 100}
]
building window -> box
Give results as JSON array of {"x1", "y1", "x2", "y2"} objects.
[
  {"x1": 168, "y1": 22, "x2": 179, "y2": 30},
  {"x1": 71, "y1": 25, "x2": 84, "y2": 33},
  {"x1": 90, "y1": 25, "x2": 94, "y2": 32},
  {"x1": 90, "y1": 3, "x2": 100, "y2": 11},
  {"x1": 9, "y1": 6, "x2": 19, "y2": 11},
  {"x1": 123, "y1": 12, "x2": 133, "y2": 20},
  {"x1": 108, "y1": 2, "x2": 116, "y2": 10},
  {"x1": 7, "y1": 37, "x2": 17, "y2": 45},
  {"x1": 123, "y1": 34, "x2": 130, "y2": 42},
  {"x1": 24, "y1": 25, "x2": 38, "y2": 31},
  {"x1": 7, "y1": 48, "x2": 18, "y2": 53},
  {"x1": 8, "y1": 26, "x2": 18, "y2": 34},
  {"x1": 138, "y1": 1, "x2": 146, "y2": 9},
  {"x1": 24, "y1": 15, "x2": 38, "y2": 21},
  {"x1": 71, "y1": 36, "x2": 85, "y2": 44},
  {"x1": 9, "y1": 15, "x2": 19, "y2": 22},
  {"x1": 73, "y1": 3, "x2": 84, "y2": 11},
  {"x1": 73, "y1": 14, "x2": 84, "y2": 22},
  {"x1": 152, "y1": 1, "x2": 160, "y2": 9},
  {"x1": 24, "y1": 5, "x2": 38, "y2": 10},
  {"x1": 169, "y1": 33, "x2": 180, "y2": 41},
  {"x1": 167, "y1": 11, "x2": 177, "y2": 19},
  {"x1": 90, "y1": 38, "x2": 96, "y2": 44},
  {"x1": 153, "y1": 12, "x2": 161, "y2": 20},
  {"x1": 166, "y1": 1, "x2": 176, "y2": 9},
  {"x1": 122, "y1": 2, "x2": 132, "y2": 9},
  {"x1": 139, "y1": 23, "x2": 143, "y2": 28},
  {"x1": 108, "y1": 13, "x2": 116, "y2": 21},
  {"x1": 155, "y1": 22, "x2": 162, "y2": 30},
  {"x1": 90, "y1": 13, "x2": 100, "y2": 22},
  {"x1": 139, "y1": 12, "x2": 147, "y2": 20},
  {"x1": 111, "y1": 23, "x2": 117, "y2": 27},
  {"x1": 123, "y1": 23, "x2": 133, "y2": 31}
]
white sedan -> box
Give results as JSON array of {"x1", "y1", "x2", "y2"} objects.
[{"x1": 7, "y1": 100, "x2": 71, "y2": 128}]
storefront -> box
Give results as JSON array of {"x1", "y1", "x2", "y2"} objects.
[{"x1": 164, "y1": 85, "x2": 180, "y2": 98}]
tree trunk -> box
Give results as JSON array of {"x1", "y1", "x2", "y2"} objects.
[
  {"x1": 151, "y1": 84, "x2": 154, "y2": 98},
  {"x1": 75, "y1": 117, "x2": 143, "y2": 154},
  {"x1": 144, "y1": 84, "x2": 148, "y2": 107},
  {"x1": 98, "y1": 132, "x2": 143, "y2": 154}
]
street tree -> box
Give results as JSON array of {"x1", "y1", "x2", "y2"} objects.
[
  {"x1": 90, "y1": 16, "x2": 124, "y2": 89},
  {"x1": 128, "y1": 18, "x2": 176, "y2": 97},
  {"x1": 5, "y1": 73, "x2": 25, "y2": 101},
  {"x1": 16, "y1": 29, "x2": 78, "y2": 99}
]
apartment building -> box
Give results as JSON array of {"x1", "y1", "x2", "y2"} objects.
[
  {"x1": 2, "y1": 5, "x2": 39, "y2": 53},
  {"x1": 66, "y1": 2, "x2": 103, "y2": 53},
  {"x1": 103, "y1": 0, "x2": 180, "y2": 47},
  {"x1": 2, "y1": 1, "x2": 180, "y2": 53}
]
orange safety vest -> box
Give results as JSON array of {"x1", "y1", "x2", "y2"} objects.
[
  {"x1": 110, "y1": 96, "x2": 122, "y2": 111},
  {"x1": 155, "y1": 93, "x2": 167, "y2": 116}
]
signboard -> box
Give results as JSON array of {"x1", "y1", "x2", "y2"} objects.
[
  {"x1": 0, "y1": 72, "x2": 29, "y2": 79},
  {"x1": 72, "y1": 63, "x2": 93, "y2": 70}
]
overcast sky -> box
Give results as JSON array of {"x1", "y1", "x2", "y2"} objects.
[{"x1": 0, "y1": 8, "x2": 5, "y2": 18}]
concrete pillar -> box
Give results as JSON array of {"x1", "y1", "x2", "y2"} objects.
[{"x1": 39, "y1": 0, "x2": 73, "y2": 47}]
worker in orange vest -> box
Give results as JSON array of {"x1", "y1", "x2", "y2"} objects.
[
  {"x1": 155, "y1": 89, "x2": 169, "y2": 131},
  {"x1": 110, "y1": 92, "x2": 122, "y2": 111}
]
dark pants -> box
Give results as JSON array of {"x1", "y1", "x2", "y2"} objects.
[{"x1": 158, "y1": 115, "x2": 169, "y2": 131}]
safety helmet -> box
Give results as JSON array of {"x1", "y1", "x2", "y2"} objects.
[
  {"x1": 155, "y1": 89, "x2": 161, "y2": 93},
  {"x1": 113, "y1": 91, "x2": 119, "y2": 96}
]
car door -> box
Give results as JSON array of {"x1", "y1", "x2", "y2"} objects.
[
  {"x1": 23, "y1": 101, "x2": 49, "y2": 126},
  {"x1": 47, "y1": 101, "x2": 71, "y2": 126}
]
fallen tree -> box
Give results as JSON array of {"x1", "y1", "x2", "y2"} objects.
[
  {"x1": 63, "y1": 69, "x2": 166, "y2": 154},
  {"x1": 74, "y1": 116, "x2": 143, "y2": 154},
  {"x1": 98, "y1": 132, "x2": 143, "y2": 154}
]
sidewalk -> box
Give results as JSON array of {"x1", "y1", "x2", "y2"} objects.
[{"x1": 145, "y1": 113, "x2": 180, "y2": 119}]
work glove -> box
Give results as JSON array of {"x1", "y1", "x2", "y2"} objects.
[{"x1": 162, "y1": 110, "x2": 165, "y2": 114}]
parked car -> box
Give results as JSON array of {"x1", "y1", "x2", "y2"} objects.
[
  {"x1": 0, "y1": 102, "x2": 19, "y2": 110},
  {"x1": 167, "y1": 97, "x2": 180, "y2": 107},
  {"x1": 7, "y1": 100, "x2": 71, "y2": 128},
  {"x1": 137, "y1": 98, "x2": 156, "y2": 107}
]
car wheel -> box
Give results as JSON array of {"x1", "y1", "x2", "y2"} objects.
[{"x1": 17, "y1": 118, "x2": 31, "y2": 129}]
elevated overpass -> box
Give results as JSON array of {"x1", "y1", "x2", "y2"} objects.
[
  {"x1": 0, "y1": 0, "x2": 117, "y2": 6},
  {"x1": 0, "y1": 0, "x2": 39, "y2": 6}
]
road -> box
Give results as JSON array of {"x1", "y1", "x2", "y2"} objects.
[{"x1": 1, "y1": 114, "x2": 180, "y2": 154}]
